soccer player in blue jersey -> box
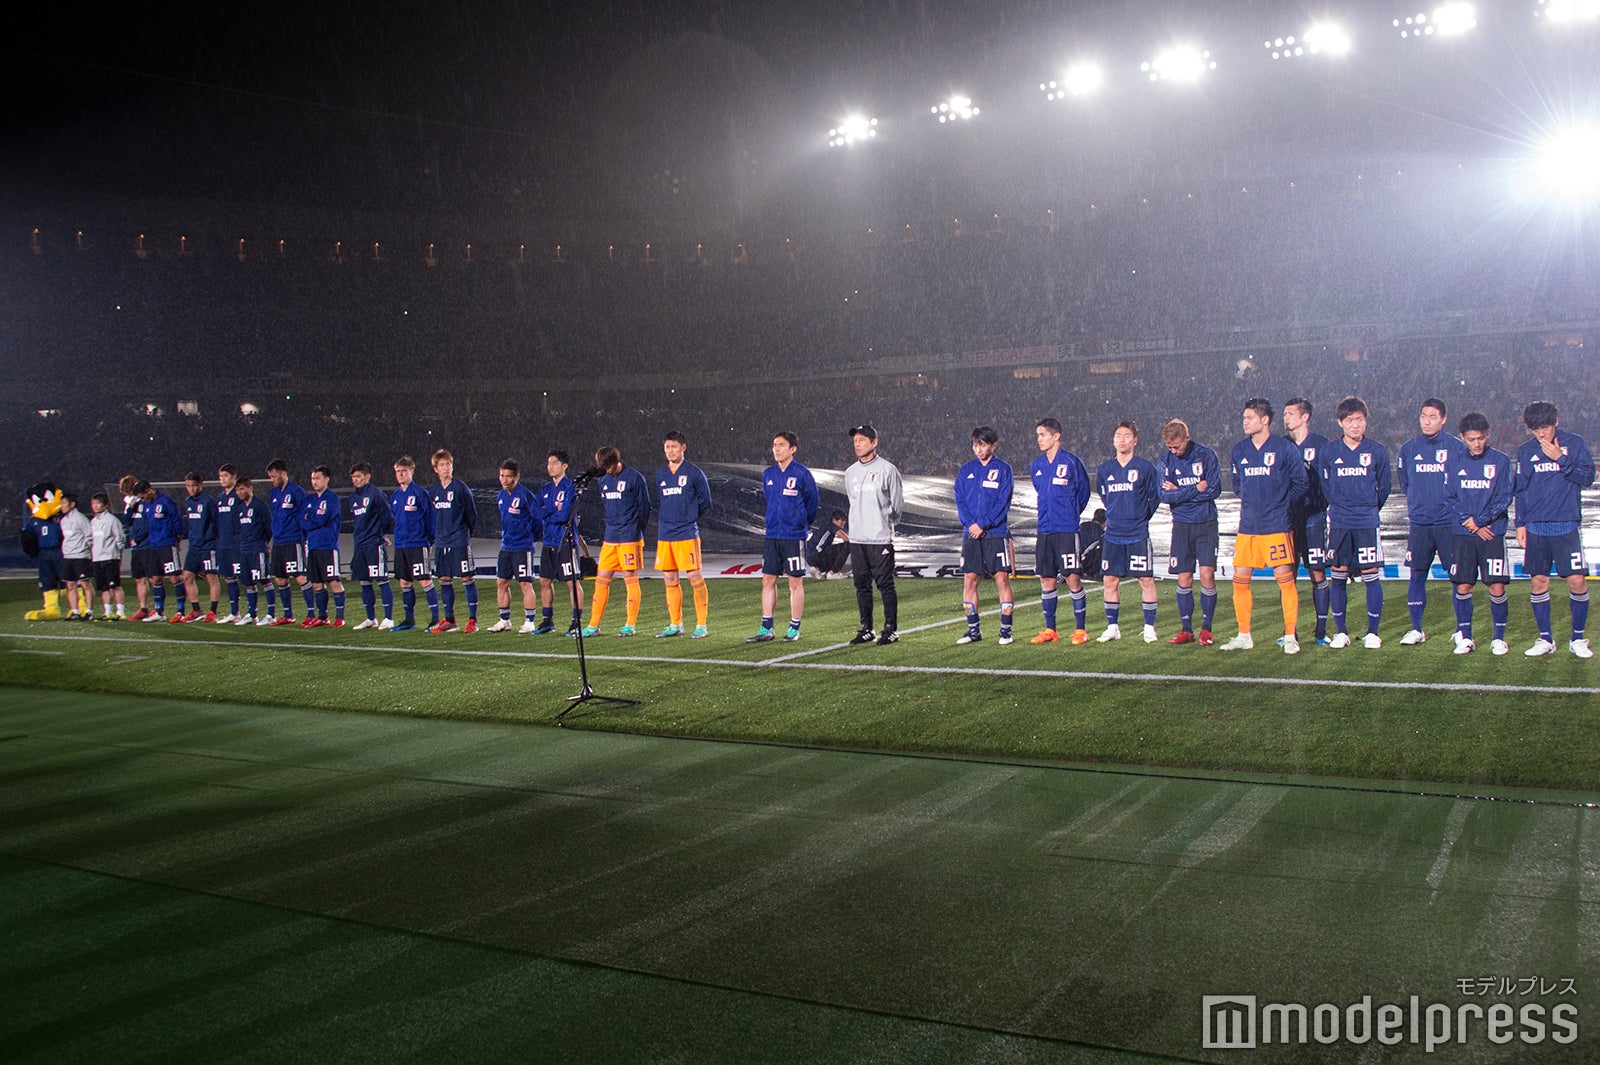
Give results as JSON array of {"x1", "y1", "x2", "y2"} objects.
[
  {"x1": 1225, "y1": 399, "x2": 1307, "y2": 654},
  {"x1": 1444, "y1": 413, "x2": 1514, "y2": 655},
  {"x1": 1317, "y1": 397, "x2": 1392, "y2": 648},
  {"x1": 1396, "y1": 398, "x2": 1467, "y2": 646},
  {"x1": 654, "y1": 431, "x2": 713, "y2": 638},
  {"x1": 491, "y1": 459, "x2": 542, "y2": 633},
  {"x1": 749, "y1": 431, "x2": 820, "y2": 643},
  {"x1": 231, "y1": 478, "x2": 274, "y2": 626},
  {"x1": 214, "y1": 464, "x2": 242, "y2": 622},
  {"x1": 1095, "y1": 422, "x2": 1161, "y2": 643},
  {"x1": 389, "y1": 455, "x2": 438, "y2": 632},
  {"x1": 1159, "y1": 419, "x2": 1222, "y2": 645},
  {"x1": 535, "y1": 451, "x2": 582, "y2": 635},
  {"x1": 1513, "y1": 401, "x2": 1596, "y2": 658},
  {"x1": 299, "y1": 465, "x2": 345, "y2": 627},
  {"x1": 121, "y1": 476, "x2": 156, "y2": 620},
  {"x1": 954, "y1": 426, "x2": 1015, "y2": 645},
  {"x1": 265, "y1": 459, "x2": 312, "y2": 625},
  {"x1": 175, "y1": 472, "x2": 220, "y2": 623},
  {"x1": 1029, "y1": 418, "x2": 1093, "y2": 645},
  {"x1": 1283, "y1": 398, "x2": 1333, "y2": 644},
  {"x1": 347, "y1": 462, "x2": 395, "y2": 630},
  {"x1": 428, "y1": 449, "x2": 480, "y2": 633},
  {"x1": 140, "y1": 481, "x2": 187, "y2": 621},
  {"x1": 583, "y1": 445, "x2": 651, "y2": 637}
]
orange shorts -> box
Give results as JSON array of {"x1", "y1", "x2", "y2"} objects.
[
  {"x1": 597, "y1": 541, "x2": 644, "y2": 573},
  {"x1": 655, "y1": 538, "x2": 701, "y2": 573},
  {"x1": 1233, "y1": 532, "x2": 1294, "y2": 572}
]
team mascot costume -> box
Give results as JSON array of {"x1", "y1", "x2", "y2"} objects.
[{"x1": 21, "y1": 482, "x2": 67, "y2": 620}]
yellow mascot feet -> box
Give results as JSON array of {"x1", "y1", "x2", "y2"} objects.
[{"x1": 25, "y1": 589, "x2": 65, "y2": 622}]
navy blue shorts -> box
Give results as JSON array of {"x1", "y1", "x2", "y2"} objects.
[
  {"x1": 1450, "y1": 535, "x2": 1509, "y2": 586},
  {"x1": 216, "y1": 548, "x2": 241, "y2": 581},
  {"x1": 243, "y1": 550, "x2": 270, "y2": 585},
  {"x1": 308, "y1": 549, "x2": 341, "y2": 584},
  {"x1": 961, "y1": 537, "x2": 1011, "y2": 577},
  {"x1": 269, "y1": 542, "x2": 306, "y2": 579},
  {"x1": 541, "y1": 543, "x2": 579, "y2": 582},
  {"x1": 1101, "y1": 538, "x2": 1155, "y2": 578},
  {"x1": 1523, "y1": 530, "x2": 1587, "y2": 577},
  {"x1": 497, "y1": 549, "x2": 537, "y2": 582},
  {"x1": 1293, "y1": 513, "x2": 1328, "y2": 570},
  {"x1": 350, "y1": 544, "x2": 390, "y2": 582},
  {"x1": 435, "y1": 544, "x2": 475, "y2": 579},
  {"x1": 394, "y1": 546, "x2": 431, "y2": 582},
  {"x1": 1328, "y1": 527, "x2": 1383, "y2": 570},
  {"x1": 1168, "y1": 519, "x2": 1219, "y2": 574},
  {"x1": 1035, "y1": 531, "x2": 1085, "y2": 578},
  {"x1": 36, "y1": 556, "x2": 64, "y2": 591},
  {"x1": 763, "y1": 538, "x2": 806, "y2": 578},
  {"x1": 1406, "y1": 524, "x2": 1455, "y2": 578},
  {"x1": 183, "y1": 547, "x2": 218, "y2": 575},
  {"x1": 150, "y1": 545, "x2": 180, "y2": 577}
]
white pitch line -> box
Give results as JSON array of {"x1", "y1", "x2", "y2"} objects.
[
  {"x1": 1425, "y1": 798, "x2": 1473, "y2": 905},
  {"x1": 4, "y1": 631, "x2": 1598, "y2": 696}
]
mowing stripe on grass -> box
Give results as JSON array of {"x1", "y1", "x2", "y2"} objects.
[{"x1": 7, "y1": 631, "x2": 1599, "y2": 696}]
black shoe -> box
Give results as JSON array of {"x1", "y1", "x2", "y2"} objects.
[
  {"x1": 849, "y1": 628, "x2": 876, "y2": 645},
  {"x1": 876, "y1": 628, "x2": 899, "y2": 645}
]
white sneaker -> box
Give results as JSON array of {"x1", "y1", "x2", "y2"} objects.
[
  {"x1": 1454, "y1": 638, "x2": 1475, "y2": 655},
  {"x1": 1399, "y1": 629, "x2": 1426, "y2": 646},
  {"x1": 142, "y1": 613, "x2": 165, "y2": 622},
  {"x1": 1282, "y1": 634, "x2": 1300, "y2": 655},
  {"x1": 378, "y1": 618, "x2": 395, "y2": 630},
  {"x1": 1328, "y1": 632, "x2": 1351, "y2": 648},
  {"x1": 216, "y1": 613, "x2": 237, "y2": 625},
  {"x1": 1571, "y1": 639, "x2": 1594, "y2": 660},
  {"x1": 353, "y1": 618, "x2": 378, "y2": 630},
  {"x1": 1219, "y1": 633, "x2": 1254, "y2": 651},
  {"x1": 1362, "y1": 633, "x2": 1383, "y2": 649},
  {"x1": 1525, "y1": 638, "x2": 1556, "y2": 657},
  {"x1": 1490, "y1": 639, "x2": 1509, "y2": 656},
  {"x1": 997, "y1": 633, "x2": 1014, "y2": 646},
  {"x1": 806, "y1": 566, "x2": 823, "y2": 580},
  {"x1": 486, "y1": 619, "x2": 513, "y2": 633},
  {"x1": 518, "y1": 619, "x2": 537, "y2": 634},
  {"x1": 1097, "y1": 624, "x2": 1122, "y2": 643},
  {"x1": 235, "y1": 615, "x2": 255, "y2": 626},
  {"x1": 255, "y1": 616, "x2": 273, "y2": 626},
  {"x1": 1142, "y1": 624, "x2": 1158, "y2": 643},
  {"x1": 955, "y1": 632, "x2": 981, "y2": 645}
]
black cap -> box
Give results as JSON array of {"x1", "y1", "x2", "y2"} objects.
[{"x1": 848, "y1": 424, "x2": 877, "y2": 441}]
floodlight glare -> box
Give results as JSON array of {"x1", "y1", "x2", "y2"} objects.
[
  {"x1": 1395, "y1": 13, "x2": 1436, "y2": 38},
  {"x1": 1304, "y1": 22, "x2": 1352, "y2": 54},
  {"x1": 1062, "y1": 62, "x2": 1104, "y2": 96},
  {"x1": 1432, "y1": 2, "x2": 1478, "y2": 35},
  {"x1": 1536, "y1": 0, "x2": 1600, "y2": 22},
  {"x1": 1141, "y1": 46, "x2": 1216, "y2": 83},
  {"x1": 828, "y1": 114, "x2": 878, "y2": 147},
  {"x1": 932, "y1": 94, "x2": 978, "y2": 123},
  {"x1": 1532, "y1": 125, "x2": 1600, "y2": 202}
]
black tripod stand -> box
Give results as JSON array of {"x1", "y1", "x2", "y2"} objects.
[{"x1": 554, "y1": 497, "x2": 639, "y2": 722}]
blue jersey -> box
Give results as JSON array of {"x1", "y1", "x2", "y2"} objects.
[
  {"x1": 24, "y1": 516, "x2": 62, "y2": 557},
  {"x1": 763, "y1": 460, "x2": 820, "y2": 540},
  {"x1": 955, "y1": 457, "x2": 1014, "y2": 541},
  {"x1": 1230, "y1": 434, "x2": 1308, "y2": 535},
  {"x1": 537, "y1": 476, "x2": 575, "y2": 548},
  {"x1": 389, "y1": 483, "x2": 435, "y2": 549},
  {"x1": 1317, "y1": 438, "x2": 1392, "y2": 528},
  {"x1": 1030, "y1": 449, "x2": 1091, "y2": 534},
  {"x1": 184, "y1": 493, "x2": 219, "y2": 551},
  {"x1": 1397, "y1": 431, "x2": 1467, "y2": 527},
  {"x1": 1096, "y1": 455, "x2": 1160, "y2": 544},
  {"x1": 299, "y1": 488, "x2": 342, "y2": 551},
  {"x1": 429, "y1": 479, "x2": 478, "y2": 549},
  {"x1": 215, "y1": 489, "x2": 240, "y2": 549},
  {"x1": 1514, "y1": 430, "x2": 1595, "y2": 531},
  {"x1": 598, "y1": 466, "x2": 651, "y2": 543},
  {"x1": 498, "y1": 484, "x2": 542, "y2": 551},
  {"x1": 145, "y1": 492, "x2": 184, "y2": 548},
  {"x1": 123, "y1": 498, "x2": 149, "y2": 548},
  {"x1": 1158, "y1": 441, "x2": 1221, "y2": 525},
  {"x1": 1445, "y1": 447, "x2": 1513, "y2": 537},
  {"x1": 269, "y1": 481, "x2": 308, "y2": 544},
  {"x1": 236, "y1": 497, "x2": 272, "y2": 553},
  {"x1": 348, "y1": 484, "x2": 393, "y2": 547},
  {"x1": 654, "y1": 461, "x2": 713, "y2": 542},
  {"x1": 1287, "y1": 430, "x2": 1331, "y2": 519}
]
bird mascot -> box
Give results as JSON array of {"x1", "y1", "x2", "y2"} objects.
[{"x1": 21, "y1": 482, "x2": 67, "y2": 620}]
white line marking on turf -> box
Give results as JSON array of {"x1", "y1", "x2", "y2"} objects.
[
  {"x1": 1426, "y1": 799, "x2": 1473, "y2": 905},
  {"x1": 6, "y1": 632, "x2": 1599, "y2": 695},
  {"x1": 8, "y1": 649, "x2": 65, "y2": 655}
]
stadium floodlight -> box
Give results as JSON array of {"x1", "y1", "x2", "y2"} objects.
[
  {"x1": 931, "y1": 94, "x2": 978, "y2": 123},
  {"x1": 1536, "y1": 0, "x2": 1600, "y2": 22},
  {"x1": 1041, "y1": 62, "x2": 1105, "y2": 100},
  {"x1": 828, "y1": 114, "x2": 878, "y2": 147},
  {"x1": 1268, "y1": 21, "x2": 1352, "y2": 59},
  {"x1": 1432, "y1": 2, "x2": 1478, "y2": 34},
  {"x1": 1140, "y1": 46, "x2": 1216, "y2": 83},
  {"x1": 1394, "y1": 12, "x2": 1435, "y2": 37},
  {"x1": 1530, "y1": 124, "x2": 1600, "y2": 203}
]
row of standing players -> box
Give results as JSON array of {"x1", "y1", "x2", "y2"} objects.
[{"x1": 44, "y1": 397, "x2": 1595, "y2": 658}]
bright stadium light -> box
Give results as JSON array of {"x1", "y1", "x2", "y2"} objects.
[
  {"x1": 931, "y1": 94, "x2": 978, "y2": 123},
  {"x1": 828, "y1": 114, "x2": 878, "y2": 147},
  {"x1": 1141, "y1": 46, "x2": 1216, "y2": 83},
  {"x1": 1536, "y1": 0, "x2": 1600, "y2": 23},
  {"x1": 1531, "y1": 124, "x2": 1600, "y2": 202},
  {"x1": 1271, "y1": 22, "x2": 1351, "y2": 59},
  {"x1": 1432, "y1": 2, "x2": 1478, "y2": 35},
  {"x1": 1041, "y1": 62, "x2": 1105, "y2": 100},
  {"x1": 1394, "y1": 12, "x2": 1435, "y2": 37}
]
